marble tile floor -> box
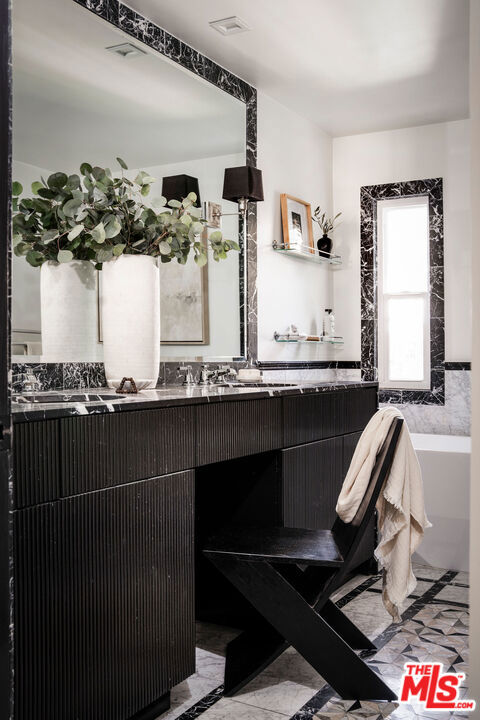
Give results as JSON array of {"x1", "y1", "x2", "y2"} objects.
[{"x1": 156, "y1": 563, "x2": 470, "y2": 720}]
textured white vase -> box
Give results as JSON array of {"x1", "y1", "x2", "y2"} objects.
[
  {"x1": 101, "y1": 255, "x2": 160, "y2": 389},
  {"x1": 40, "y1": 260, "x2": 98, "y2": 361}
]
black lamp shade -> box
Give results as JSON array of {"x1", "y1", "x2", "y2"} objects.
[
  {"x1": 161, "y1": 174, "x2": 201, "y2": 207},
  {"x1": 222, "y1": 166, "x2": 264, "y2": 203}
]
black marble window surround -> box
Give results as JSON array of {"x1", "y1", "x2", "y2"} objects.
[{"x1": 360, "y1": 178, "x2": 445, "y2": 405}]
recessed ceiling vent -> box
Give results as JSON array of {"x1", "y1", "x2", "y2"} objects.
[
  {"x1": 106, "y1": 42, "x2": 147, "y2": 58},
  {"x1": 209, "y1": 16, "x2": 250, "y2": 36}
]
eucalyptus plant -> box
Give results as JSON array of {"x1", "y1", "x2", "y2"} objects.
[
  {"x1": 313, "y1": 206, "x2": 342, "y2": 235},
  {"x1": 12, "y1": 158, "x2": 239, "y2": 269}
]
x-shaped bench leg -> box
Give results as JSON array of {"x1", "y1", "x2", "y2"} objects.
[{"x1": 205, "y1": 553, "x2": 396, "y2": 701}]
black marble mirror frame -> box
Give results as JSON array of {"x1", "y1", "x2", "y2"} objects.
[
  {"x1": 0, "y1": 0, "x2": 13, "y2": 713},
  {"x1": 360, "y1": 178, "x2": 445, "y2": 405}
]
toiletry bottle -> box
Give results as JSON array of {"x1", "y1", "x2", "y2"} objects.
[{"x1": 323, "y1": 309, "x2": 335, "y2": 337}]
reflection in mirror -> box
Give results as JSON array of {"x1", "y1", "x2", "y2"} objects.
[{"x1": 12, "y1": 0, "x2": 246, "y2": 363}]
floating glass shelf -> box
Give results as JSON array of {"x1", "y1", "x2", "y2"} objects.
[
  {"x1": 272, "y1": 241, "x2": 342, "y2": 265},
  {"x1": 274, "y1": 332, "x2": 344, "y2": 346}
]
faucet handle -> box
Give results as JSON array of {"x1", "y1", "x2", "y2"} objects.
[{"x1": 179, "y1": 365, "x2": 195, "y2": 386}]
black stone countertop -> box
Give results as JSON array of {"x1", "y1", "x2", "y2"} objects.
[{"x1": 12, "y1": 381, "x2": 378, "y2": 422}]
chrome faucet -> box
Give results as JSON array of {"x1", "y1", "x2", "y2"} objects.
[
  {"x1": 179, "y1": 365, "x2": 195, "y2": 386},
  {"x1": 199, "y1": 364, "x2": 216, "y2": 386},
  {"x1": 214, "y1": 366, "x2": 238, "y2": 383}
]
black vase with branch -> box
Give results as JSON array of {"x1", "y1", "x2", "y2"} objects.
[{"x1": 313, "y1": 207, "x2": 341, "y2": 258}]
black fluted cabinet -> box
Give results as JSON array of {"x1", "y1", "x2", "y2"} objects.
[
  {"x1": 14, "y1": 471, "x2": 195, "y2": 720},
  {"x1": 12, "y1": 385, "x2": 378, "y2": 720}
]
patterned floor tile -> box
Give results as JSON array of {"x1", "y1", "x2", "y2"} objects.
[
  {"x1": 158, "y1": 567, "x2": 469, "y2": 720},
  {"x1": 434, "y1": 586, "x2": 469, "y2": 605},
  {"x1": 201, "y1": 698, "x2": 287, "y2": 719}
]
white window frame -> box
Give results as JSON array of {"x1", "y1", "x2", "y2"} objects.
[{"x1": 377, "y1": 196, "x2": 431, "y2": 391}]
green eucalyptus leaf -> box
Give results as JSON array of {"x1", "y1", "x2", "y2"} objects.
[
  {"x1": 67, "y1": 224, "x2": 84, "y2": 241},
  {"x1": 42, "y1": 229, "x2": 59, "y2": 244},
  {"x1": 80, "y1": 162, "x2": 93, "y2": 175},
  {"x1": 140, "y1": 184, "x2": 150, "y2": 197},
  {"x1": 116, "y1": 157, "x2": 128, "y2": 170},
  {"x1": 194, "y1": 253, "x2": 207, "y2": 267},
  {"x1": 229, "y1": 240, "x2": 240, "y2": 251},
  {"x1": 186, "y1": 192, "x2": 197, "y2": 203},
  {"x1": 57, "y1": 249, "x2": 73, "y2": 263},
  {"x1": 191, "y1": 222, "x2": 204, "y2": 235},
  {"x1": 47, "y1": 172, "x2": 68, "y2": 190},
  {"x1": 104, "y1": 217, "x2": 121, "y2": 239},
  {"x1": 31, "y1": 181, "x2": 43, "y2": 195},
  {"x1": 209, "y1": 230, "x2": 223, "y2": 242},
  {"x1": 167, "y1": 199, "x2": 182, "y2": 209},
  {"x1": 180, "y1": 213, "x2": 192, "y2": 226},
  {"x1": 12, "y1": 181, "x2": 23, "y2": 197},
  {"x1": 91, "y1": 222, "x2": 106, "y2": 244},
  {"x1": 26, "y1": 250, "x2": 44, "y2": 267},
  {"x1": 112, "y1": 243, "x2": 126, "y2": 256},
  {"x1": 67, "y1": 174, "x2": 81, "y2": 189},
  {"x1": 159, "y1": 240, "x2": 171, "y2": 255},
  {"x1": 96, "y1": 248, "x2": 113, "y2": 263},
  {"x1": 37, "y1": 187, "x2": 56, "y2": 200},
  {"x1": 63, "y1": 198, "x2": 82, "y2": 217},
  {"x1": 14, "y1": 241, "x2": 29, "y2": 257}
]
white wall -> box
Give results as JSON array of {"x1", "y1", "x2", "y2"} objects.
[
  {"x1": 134, "y1": 153, "x2": 244, "y2": 359},
  {"x1": 257, "y1": 92, "x2": 334, "y2": 362},
  {"x1": 332, "y1": 120, "x2": 471, "y2": 362},
  {"x1": 469, "y1": 0, "x2": 480, "y2": 712}
]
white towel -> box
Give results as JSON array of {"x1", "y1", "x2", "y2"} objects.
[{"x1": 336, "y1": 407, "x2": 431, "y2": 621}]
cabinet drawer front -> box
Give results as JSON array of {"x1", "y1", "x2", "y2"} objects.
[
  {"x1": 61, "y1": 407, "x2": 195, "y2": 495},
  {"x1": 14, "y1": 471, "x2": 195, "y2": 720},
  {"x1": 283, "y1": 392, "x2": 345, "y2": 446},
  {"x1": 196, "y1": 398, "x2": 282, "y2": 465},
  {"x1": 282, "y1": 437, "x2": 343, "y2": 530},
  {"x1": 13, "y1": 420, "x2": 60, "y2": 508},
  {"x1": 283, "y1": 387, "x2": 377, "y2": 446},
  {"x1": 346, "y1": 387, "x2": 378, "y2": 434}
]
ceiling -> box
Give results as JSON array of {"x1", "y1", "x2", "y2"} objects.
[
  {"x1": 127, "y1": 0, "x2": 470, "y2": 136},
  {"x1": 12, "y1": 0, "x2": 245, "y2": 170}
]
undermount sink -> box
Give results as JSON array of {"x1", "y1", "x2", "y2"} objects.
[
  {"x1": 13, "y1": 392, "x2": 126, "y2": 404},
  {"x1": 226, "y1": 382, "x2": 299, "y2": 388}
]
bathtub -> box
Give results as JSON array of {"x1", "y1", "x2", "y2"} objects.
[{"x1": 411, "y1": 433, "x2": 471, "y2": 572}]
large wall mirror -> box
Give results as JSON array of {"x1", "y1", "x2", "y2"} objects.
[{"x1": 11, "y1": 0, "x2": 250, "y2": 364}]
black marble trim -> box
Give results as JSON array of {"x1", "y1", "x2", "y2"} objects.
[
  {"x1": 174, "y1": 685, "x2": 224, "y2": 720},
  {"x1": 257, "y1": 361, "x2": 361, "y2": 370},
  {"x1": 73, "y1": 0, "x2": 258, "y2": 364},
  {"x1": 0, "y1": 0, "x2": 13, "y2": 716},
  {"x1": 360, "y1": 179, "x2": 445, "y2": 406},
  {"x1": 445, "y1": 362, "x2": 471, "y2": 371}
]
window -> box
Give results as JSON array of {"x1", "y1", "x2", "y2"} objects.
[{"x1": 377, "y1": 197, "x2": 430, "y2": 390}]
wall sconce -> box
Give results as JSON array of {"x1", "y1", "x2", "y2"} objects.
[
  {"x1": 211, "y1": 166, "x2": 264, "y2": 221},
  {"x1": 161, "y1": 174, "x2": 201, "y2": 207}
]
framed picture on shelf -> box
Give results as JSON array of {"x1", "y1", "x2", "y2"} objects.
[{"x1": 280, "y1": 194, "x2": 314, "y2": 252}]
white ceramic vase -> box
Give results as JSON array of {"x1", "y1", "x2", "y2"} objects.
[
  {"x1": 101, "y1": 254, "x2": 160, "y2": 389},
  {"x1": 40, "y1": 260, "x2": 99, "y2": 361}
]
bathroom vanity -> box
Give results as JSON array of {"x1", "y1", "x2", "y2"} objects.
[{"x1": 12, "y1": 381, "x2": 377, "y2": 720}]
